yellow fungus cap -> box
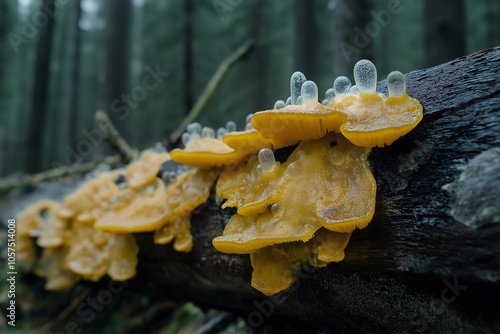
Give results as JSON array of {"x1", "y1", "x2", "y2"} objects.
[
  {"x1": 222, "y1": 129, "x2": 298, "y2": 155},
  {"x1": 339, "y1": 92, "x2": 423, "y2": 147},
  {"x1": 213, "y1": 133, "x2": 376, "y2": 254},
  {"x1": 16, "y1": 201, "x2": 58, "y2": 265},
  {"x1": 94, "y1": 178, "x2": 170, "y2": 232},
  {"x1": 250, "y1": 228, "x2": 351, "y2": 295},
  {"x1": 170, "y1": 137, "x2": 247, "y2": 169},
  {"x1": 251, "y1": 104, "x2": 347, "y2": 142},
  {"x1": 126, "y1": 150, "x2": 170, "y2": 189},
  {"x1": 154, "y1": 214, "x2": 193, "y2": 252},
  {"x1": 65, "y1": 224, "x2": 138, "y2": 281},
  {"x1": 34, "y1": 248, "x2": 80, "y2": 291},
  {"x1": 58, "y1": 170, "x2": 122, "y2": 223},
  {"x1": 165, "y1": 169, "x2": 218, "y2": 217},
  {"x1": 216, "y1": 155, "x2": 285, "y2": 215}
]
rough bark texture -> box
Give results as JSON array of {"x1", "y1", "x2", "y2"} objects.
[{"x1": 135, "y1": 47, "x2": 500, "y2": 333}]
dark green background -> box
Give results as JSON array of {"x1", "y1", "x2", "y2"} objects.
[{"x1": 1, "y1": 0, "x2": 499, "y2": 176}]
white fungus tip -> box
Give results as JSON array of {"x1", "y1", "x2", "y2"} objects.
[
  {"x1": 226, "y1": 121, "x2": 237, "y2": 133},
  {"x1": 333, "y1": 76, "x2": 352, "y2": 95},
  {"x1": 290, "y1": 71, "x2": 306, "y2": 105},
  {"x1": 216, "y1": 127, "x2": 227, "y2": 139},
  {"x1": 181, "y1": 132, "x2": 191, "y2": 146},
  {"x1": 301, "y1": 80, "x2": 318, "y2": 105},
  {"x1": 387, "y1": 71, "x2": 406, "y2": 97},
  {"x1": 285, "y1": 97, "x2": 292, "y2": 106},
  {"x1": 258, "y1": 148, "x2": 276, "y2": 173},
  {"x1": 273, "y1": 100, "x2": 286, "y2": 109},
  {"x1": 353, "y1": 59, "x2": 377, "y2": 92},
  {"x1": 325, "y1": 88, "x2": 335, "y2": 102},
  {"x1": 245, "y1": 113, "x2": 254, "y2": 124},
  {"x1": 201, "y1": 127, "x2": 215, "y2": 139},
  {"x1": 186, "y1": 122, "x2": 201, "y2": 134},
  {"x1": 349, "y1": 85, "x2": 360, "y2": 94}
]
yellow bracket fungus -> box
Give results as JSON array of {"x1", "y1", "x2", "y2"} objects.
[
  {"x1": 250, "y1": 229, "x2": 352, "y2": 296},
  {"x1": 16, "y1": 59, "x2": 422, "y2": 297},
  {"x1": 94, "y1": 178, "x2": 170, "y2": 233},
  {"x1": 251, "y1": 73, "x2": 347, "y2": 142},
  {"x1": 337, "y1": 60, "x2": 423, "y2": 147},
  {"x1": 170, "y1": 122, "x2": 247, "y2": 169},
  {"x1": 126, "y1": 150, "x2": 170, "y2": 189}
]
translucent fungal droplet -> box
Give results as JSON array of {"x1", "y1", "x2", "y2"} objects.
[
  {"x1": 321, "y1": 99, "x2": 329, "y2": 105},
  {"x1": 216, "y1": 127, "x2": 227, "y2": 139},
  {"x1": 329, "y1": 151, "x2": 345, "y2": 166},
  {"x1": 301, "y1": 80, "x2": 318, "y2": 105},
  {"x1": 353, "y1": 59, "x2": 377, "y2": 92},
  {"x1": 245, "y1": 123, "x2": 253, "y2": 130},
  {"x1": 325, "y1": 88, "x2": 335, "y2": 103},
  {"x1": 186, "y1": 122, "x2": 201, "y2": 134},
  {"x1": 181, "y1": 133, "x2": 191, "y2": 146},
  {"x1": 290, "y1": 71, "x2": 306, "y2": 105},
  {"x1": 258, "y1": 148, "x2": 276, "y2": 173},
  {"x1": 245, "y1": 113, "x2": 254, "y2": 124},
  {"x1": 274, "y1": 100, "x2": 286, "y2": 109},
  {"x1": 201, "y1": 127, "x2": 215, "y2": 139},
  {"x1": 226, "y1": 121, "x2": 237, "y2": 132},
  {"x1": 333, "y1": 76, "x2": 352, "y2": 95},
  {"x1": 285, "y1": 97, "x2": 292, "y2": 106},
  {"x1": 296, "y1": 96, "x2": 302, "y2": 105},
  {"x1": 271, "y1": 203, "x2": 283, "y2": 216},
  {"x1": 349, "y1": 85, "x2": 360, "y2": 94},
  {"x1": 387, "y1": 71, "x2": 406, "y2": 97}
]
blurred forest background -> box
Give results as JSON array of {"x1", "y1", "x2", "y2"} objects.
[{"x1": 0, "y1": 0, "x2": 499, "y2": 177}]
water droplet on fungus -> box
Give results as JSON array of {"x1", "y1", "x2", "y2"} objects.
[
  {"x1": 333, "y1": 76, "x2": 351, "y2": 95},
  {"x1": 354, "y1": 59, "x2": 377, "y2": 92},
  {"x1": 274, "y1": 100, "x2": 286, "y2": 109},
  {"x1": 216, "y1": 127, "x2": 227, "y2": 139},
  {"x1": 387, "y1": 71, "x2": 406, "y2": 97},
  {"x1": 258, "y1": 148, "x2": 276, "y2": 173},
  {"x1": 301, "y1": 80, "x2": 318, "y2": 105},
  {"x1": 325, "y1": 88, "x2": 335, "y2": 103},
  {"x1": 187, "y1": 122, "x2": 201, "y2": 134},
  {"x1": 201, "y1": 127, "x2": 215, "y2": 139},
  {"x1": 349, "y1": 85, "x2": 360, "y2": 94},
  {"x1": 181, "y1": 132, "x2": 191, "y2": 145},
  {"x1": 290, "y1": 71, "x2": 306, "y2": 105},
  {"x1": 226, "y1": 120, "x2": 237, "y2": 132}
]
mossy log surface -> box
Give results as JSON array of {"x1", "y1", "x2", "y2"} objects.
[{"x1": 135, "y1": 47, "x2": 500, "y2": 333}]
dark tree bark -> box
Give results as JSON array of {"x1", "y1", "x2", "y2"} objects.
[
  {"x1": 26, "y1": 0, "x2": 56, "y2": 173},
  {"x1": 134, "y1": 47, "x2": 500, "y2": 333}
]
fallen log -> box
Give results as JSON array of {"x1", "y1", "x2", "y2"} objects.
[
  {"x1": 4, "y1": 47, "x2": 500, "y2": 333},
  {"x1": 134, "y1": 47, "x2": 500, "y2": 333}
]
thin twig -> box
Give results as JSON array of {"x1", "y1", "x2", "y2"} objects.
[
  {"x1": 169, "y1": 39, "x2": 255, "y2": 144},
  {"x1": 35, "y1": 286, "x2": 92, "y2": 333},
  {"x1": 0, "y1": 155, "x2": 121, "y2": 194},
  {"x1": 95, "y1": 110, "x2": 138, "y2": 162}
]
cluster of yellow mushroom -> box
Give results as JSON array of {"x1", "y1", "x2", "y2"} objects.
[
  {"x1": 16, "y1": 59, "x2": 422, "y2": 295},
  {"x1": 170, "y1": 59, "x2": 422, "y2": 295},
  {"x1": 16, "y1": 150, "x2": 216, "y2": 290}
]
